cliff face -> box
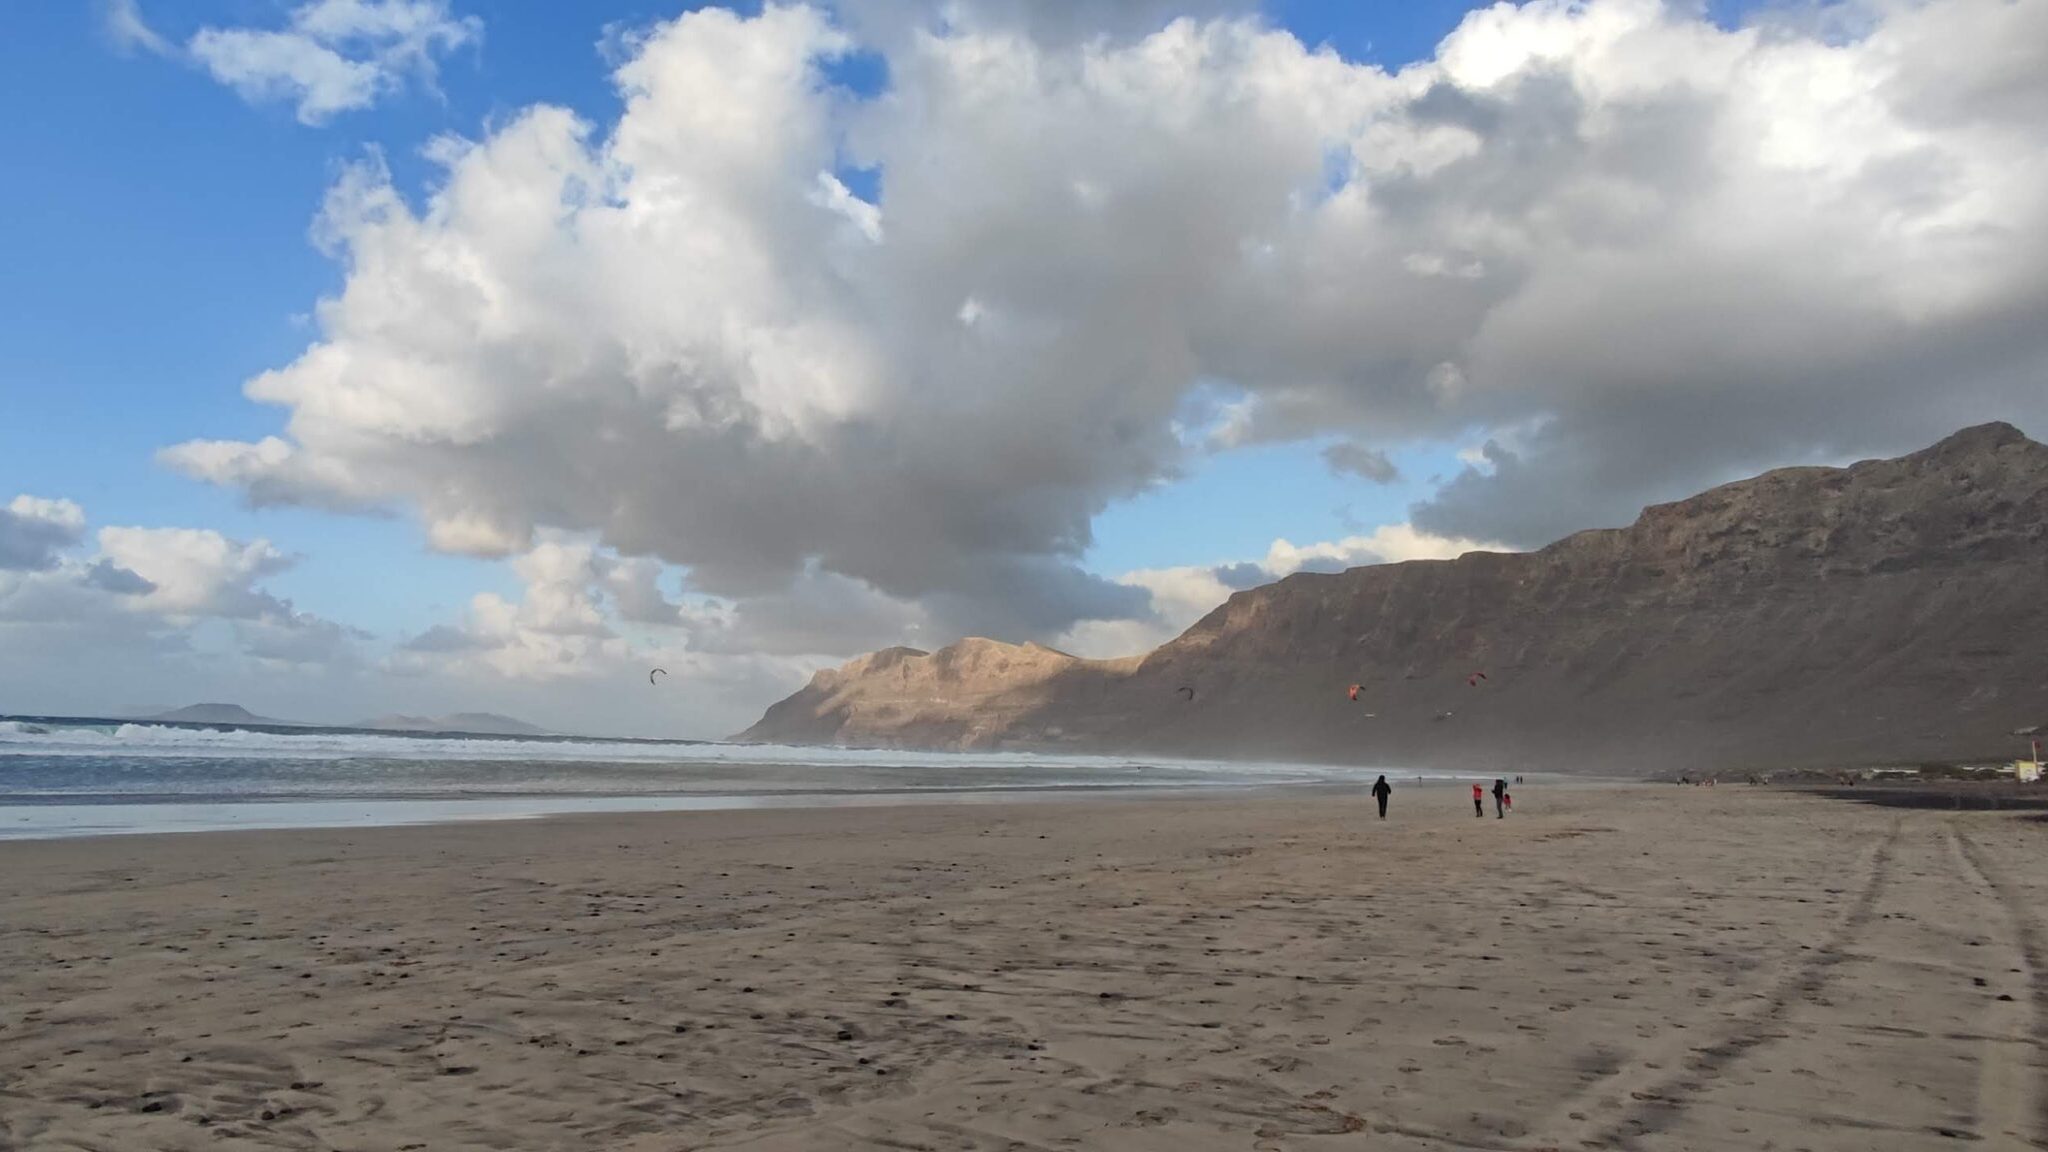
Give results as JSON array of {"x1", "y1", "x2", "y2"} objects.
[
  {"x1": 741, "y1": 424, "x2": 2048, "y2": 773},
  {"x1": 742, "y1": 639, "x2": 1141, "y2": 749}
]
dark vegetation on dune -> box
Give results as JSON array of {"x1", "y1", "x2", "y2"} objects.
[{"x1": 1806, "y1": 784, "x2": 2048, "y2": 811}]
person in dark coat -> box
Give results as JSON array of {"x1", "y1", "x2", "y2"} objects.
[
  {"x1": 1493, "y1": 777, "x2": 1508, "y2": 818},
  {"x1": 1371, "y1": 775, "x2": 1392, "y2": 819}
]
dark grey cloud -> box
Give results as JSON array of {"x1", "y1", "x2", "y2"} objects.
[
  {"x1": 237, "y1": 614, "x2": 369, "y2": 666},
  {"x1": 1210, "y1": 561, "x2": 1268, "y2": 591},
  {"x1": 403, "y1": 624, "x2": 483, "y2": 653},
  {"x1": 82, "y1": 560, "x2": 157, "y2": 595},
  {"x1": 0, "y1": 498, "x2": 85, "y2": 571},
  {"x1": 1321, "y1": 441, "x2": 1400, "y2": 484},
  {"x1": 835, "y1": 0, "x2": 1252, "y2": 50},
  {"x1": 684, "y1": 568, "x2": 919, "y2": 657}
]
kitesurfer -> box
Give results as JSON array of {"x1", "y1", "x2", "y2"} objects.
[{"x1": 1371, "y1": 775, "x2": 1392, "y2": 819}]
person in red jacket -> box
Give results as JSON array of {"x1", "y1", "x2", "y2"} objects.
[{"x1": 1472, "y1": 782, "x2": 1484, "y2": 818}]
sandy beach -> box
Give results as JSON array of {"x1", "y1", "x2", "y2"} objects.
[{"x1": 2, "y1": 784, "x2": 2043, "y2": 1151}]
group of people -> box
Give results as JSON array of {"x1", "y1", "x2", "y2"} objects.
[{"x1": 1366, "y1": 775, "x2": 1513, "y2": 819}]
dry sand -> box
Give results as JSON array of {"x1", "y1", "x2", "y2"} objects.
[{"x1": 2, "y1": 785, "x2": 2043, "y2": 1150}]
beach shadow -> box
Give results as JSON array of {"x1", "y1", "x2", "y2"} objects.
[{"x1": 1807, "y1": 787, "x2": 2048, "y2": 812}]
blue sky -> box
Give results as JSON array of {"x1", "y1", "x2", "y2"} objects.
[{"x1": 0, "y1": 0, "x2": 1520, "y2": 638}]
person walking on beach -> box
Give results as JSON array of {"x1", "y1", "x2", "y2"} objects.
[
  {"x1": 1472, "y1": 782, "x2": 1485, "y2": 817},
  {"x1": 1493, "y1": 777, "x2": 1508, "y2": 818},
  {"x1": 1371, "y1": 774, "x2": 1392, "y2": 819}
]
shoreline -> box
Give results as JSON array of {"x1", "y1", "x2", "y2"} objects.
[
  {"x1": 0, "y1": 774, "x2": 1599, "y2": 843},
  {"x1": 0, "y1": 783, "x2": 1291, "y2": 843}
]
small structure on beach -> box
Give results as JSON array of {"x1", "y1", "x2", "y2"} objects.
[{"x1": 2014, "y1": 727, "x2": 2042, "y2": 783}]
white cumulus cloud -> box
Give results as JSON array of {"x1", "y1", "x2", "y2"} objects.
[
  {"x1": 1057, "y1": 523, "x2": 1498, "y2": 658},
  {"x1": 0, "y1": 497, "x2": 363, "y2": 710},
  {"x1": 186, "y1": 0, "x2": 480, "y2": 124},
  {"x1": 159, "y1": 0, "x2": 2048, "y2": 666},
  {"x1": 102, "y1": 0, "x2": 171, "y2": 56},
  {"x1": 385, "y1": 534, "x2": 831, "y2": 734}
]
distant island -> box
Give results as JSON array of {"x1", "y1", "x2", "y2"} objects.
[
  {"x1": 353, "y1": 713, "x2": 551, "y2": 737},
  {"x1": 147, "y1": 703, "x2": 298, "y2": 726},
  {"x1": 142, "y1": 704, "x2": 549, "y2": 737}
]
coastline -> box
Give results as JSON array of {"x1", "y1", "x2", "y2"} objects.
[
  {"x1": 0, "y1": 745, "x2": 1548, "y2": 841},
  {"x1": 0, "y1": 782, "x2": 1361, "y2": 842},
  {"x1": 4, "y1": 785, "x2": 2039, "y2": 1149},
  {"x1": 0, "y1": 775, "x2": 1600, "y2": 842}
]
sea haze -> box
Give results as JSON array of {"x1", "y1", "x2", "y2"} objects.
[{"x1": 0, "y1": 716, "x2": 1443, "y2": 840}]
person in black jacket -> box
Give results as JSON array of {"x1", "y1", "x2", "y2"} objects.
[
  {"x1": 1492, "y1": 777, "x2": 1508, "y2": 818},
  {"x1": 1371, "y1": 775, "x2": 1392, "y2": 819}
]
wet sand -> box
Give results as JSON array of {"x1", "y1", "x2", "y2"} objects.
[{"x1": 2, "y1": 785, "x2": 2043, "y2": 1150}]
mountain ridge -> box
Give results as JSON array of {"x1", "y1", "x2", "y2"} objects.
[
  {"x1": 741, "y1": 423, "x2": 2048, "y2": 773},
  {"x1": 146, "y1": 703, "x2": 298, "y2": 727}
]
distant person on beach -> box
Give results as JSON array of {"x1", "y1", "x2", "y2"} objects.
[
  {"x1": 1371, "y1": 775, "x2": 1392, "y2": 819},
  {"x1": 1493, "y1": 778, "x2": 1508, "y2": 818},
  {"x1": 1472, "y1": 782, "x2": 1485, "y2": 817}
]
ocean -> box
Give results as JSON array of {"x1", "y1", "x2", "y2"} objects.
[{"x1": 0, "y1": 716, "x2": 1437, "y2": 840}]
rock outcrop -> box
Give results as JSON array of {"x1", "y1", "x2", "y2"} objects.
[
  {"x1": 744, "y1": 639, "x2": 1141, "y2": 750},
  {"x1": 741, "y1": 424, "x2": 2048, "y2": 774}
]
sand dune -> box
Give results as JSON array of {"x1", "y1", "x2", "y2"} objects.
[{"x1": 2, "y1": 786, "x2": 2043, "y2": 1149}]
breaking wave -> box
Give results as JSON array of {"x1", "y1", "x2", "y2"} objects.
[{"x1": 0, "y1": 718, "x2": 1354, "y2": 778}]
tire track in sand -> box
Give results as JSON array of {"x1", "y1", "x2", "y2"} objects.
[
  {"x1": 1948, "y1": 821, "x2": 2048, "y2": 1151},
  {"x1": 1537, "y1": 816, "x2": 1902, "y2": 1151}
]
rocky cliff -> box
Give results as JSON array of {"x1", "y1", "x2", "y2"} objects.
[
  {"x1": 741, "y1": 424, "x2": 2048, "y2": 774},
  {"x1": 743, "y1": 638, "x2": 1142, "y2": 750}
]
